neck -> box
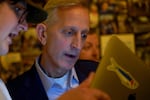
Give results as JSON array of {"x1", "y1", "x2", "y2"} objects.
[{"x1": 39, "y1": 55, "x2": 68, "y2": 78}]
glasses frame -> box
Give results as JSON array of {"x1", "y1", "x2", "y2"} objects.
[
  {"x1": 9, "y1": 2, "x2": 28, "y2": 24},
  {"x1": 18, "y1": 9, "x2": 28, "y2": 24}
]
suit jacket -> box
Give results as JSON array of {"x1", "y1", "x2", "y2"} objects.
[{"x1": 6, "y1": 60, "x2": 98, "y2": 100}]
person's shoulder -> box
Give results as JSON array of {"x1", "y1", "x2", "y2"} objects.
[{"x1": 6, "y1": 65, "x2": 36, "y2": 87}]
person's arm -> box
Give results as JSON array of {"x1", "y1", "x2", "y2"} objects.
[{"x1": 58, "y1": 72, "x2": 111, "y2": 100}]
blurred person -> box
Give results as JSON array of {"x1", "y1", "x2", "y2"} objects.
[
  {"x1": 0, "y1": 0, "x2": 47, "y2": 56},
  {"x1": 0, "y1": 0, "x2": 26, "y2": 56},
  {"x1": 79, "y1": 28, "x2": 100, "y2": 62},
  {"x1": 6, "y1": 0, "x2": 110, "y2": 100},
  {"x1": 0, "y1": 0, "x2": 47, "y2": 99}
]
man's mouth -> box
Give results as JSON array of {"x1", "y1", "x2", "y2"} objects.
[{"x1": 65, "y1": 53, "x2": 77, "y2": 59}]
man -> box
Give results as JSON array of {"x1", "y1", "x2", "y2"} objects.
[
  {"x1": 0, "y1": 0, "x2": 47, "y2": 99},
  {"x1": 79, "y1": 28, "x2": 100, "y2": 62},
  {"x1": 6, "y1": 0, "x2": 110, "y2": 100},
  {"x1": 0, "y1": 0, "x2": 47, "y2": 56}
]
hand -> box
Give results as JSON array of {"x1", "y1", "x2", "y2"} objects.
[{"x1": 58, "y1": 72, "x2": 111, "y2": 100}]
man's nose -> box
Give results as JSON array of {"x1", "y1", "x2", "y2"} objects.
[{"x1": 71, "y1": 34, "x2": 82, "y2": 50}]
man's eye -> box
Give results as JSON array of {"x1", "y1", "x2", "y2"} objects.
[
  {"x1": 11, "y1": 7, "x2": 19, "y2": 17},
  {"x1": 14, "y1": 7, "x2": 23, "y2": 16},
  {"x1": 66, "y1": 31, "x2": 74, "y2": 36},
  {"x1": 81, "y1": 33, "x2": 87, "y2": 40},
  {"x1": 67, "y1": 31, "x2": 71, "y2": 34},
  {"x1": 15, "y1": 7, "x2": 20, "y2": 11},
  {"x1": 15, "y1": 7, "x2": 22, "y2": 13}
]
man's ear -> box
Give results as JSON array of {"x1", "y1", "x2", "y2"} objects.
[{"x1": 36, "y1": 23, "x2": 47, "y2": 45}]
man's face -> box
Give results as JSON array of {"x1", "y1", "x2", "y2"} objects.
[
  {"x1": 0, "y1": 1, "x2": 28, "y2": 55},
  {"x1": 79, "y1": 33, "x2": 100, "y2": 62},
  {"x1": 43, "y1": 6, "x2": 89, "y2": 71}
]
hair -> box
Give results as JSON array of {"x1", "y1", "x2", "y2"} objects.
[
  {"x1": 0, "y1": 0, "x2": 6, "y2": 3},
  {"x1": 4, "y1": 0, "x2": 22, "y2": 4},
  {"x1": 43, "y1": 0, "x2": 89, "y2": 25}
]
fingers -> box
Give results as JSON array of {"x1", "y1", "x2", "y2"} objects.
[
  {"x1": 58, "y1": 83, "x2": 111, "y2": 100},
  {"x1": 58, "y1": 71, "x2": 111, "y2": 100},
  {"x1": 92, "y1": 89, "x2": 111, "y2": 100},
  {"x1": 78, "y1": 72, "x2": 111, "y2": 100}
]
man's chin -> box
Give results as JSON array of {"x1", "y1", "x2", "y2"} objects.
[{"x1": 62, "y1": 63, "x2": 74, "y2": 70}]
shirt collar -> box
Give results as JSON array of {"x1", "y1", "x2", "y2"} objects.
[{"x1": 35, "y1": 56, "x2": 79, "y2": 93}]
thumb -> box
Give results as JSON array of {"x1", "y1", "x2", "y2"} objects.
[{"x1": 79, "y1": 72, "x2": 95, "y2": 88}]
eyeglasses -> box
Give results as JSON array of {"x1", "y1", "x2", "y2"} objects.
[{"x1": 10, "y1": 4, "x2": 28, "y2": 24}]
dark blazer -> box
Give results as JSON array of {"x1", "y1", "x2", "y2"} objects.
[{"x1": 6, "y1": 60, "x2": 98, "y2": 100}]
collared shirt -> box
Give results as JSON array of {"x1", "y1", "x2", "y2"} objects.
[
  {"x1": 35, "y1": 56, "x2": 79, "y2": 100},
  {"x1": 0, "y1": 79, "x2": 12, "y2": 100}
]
